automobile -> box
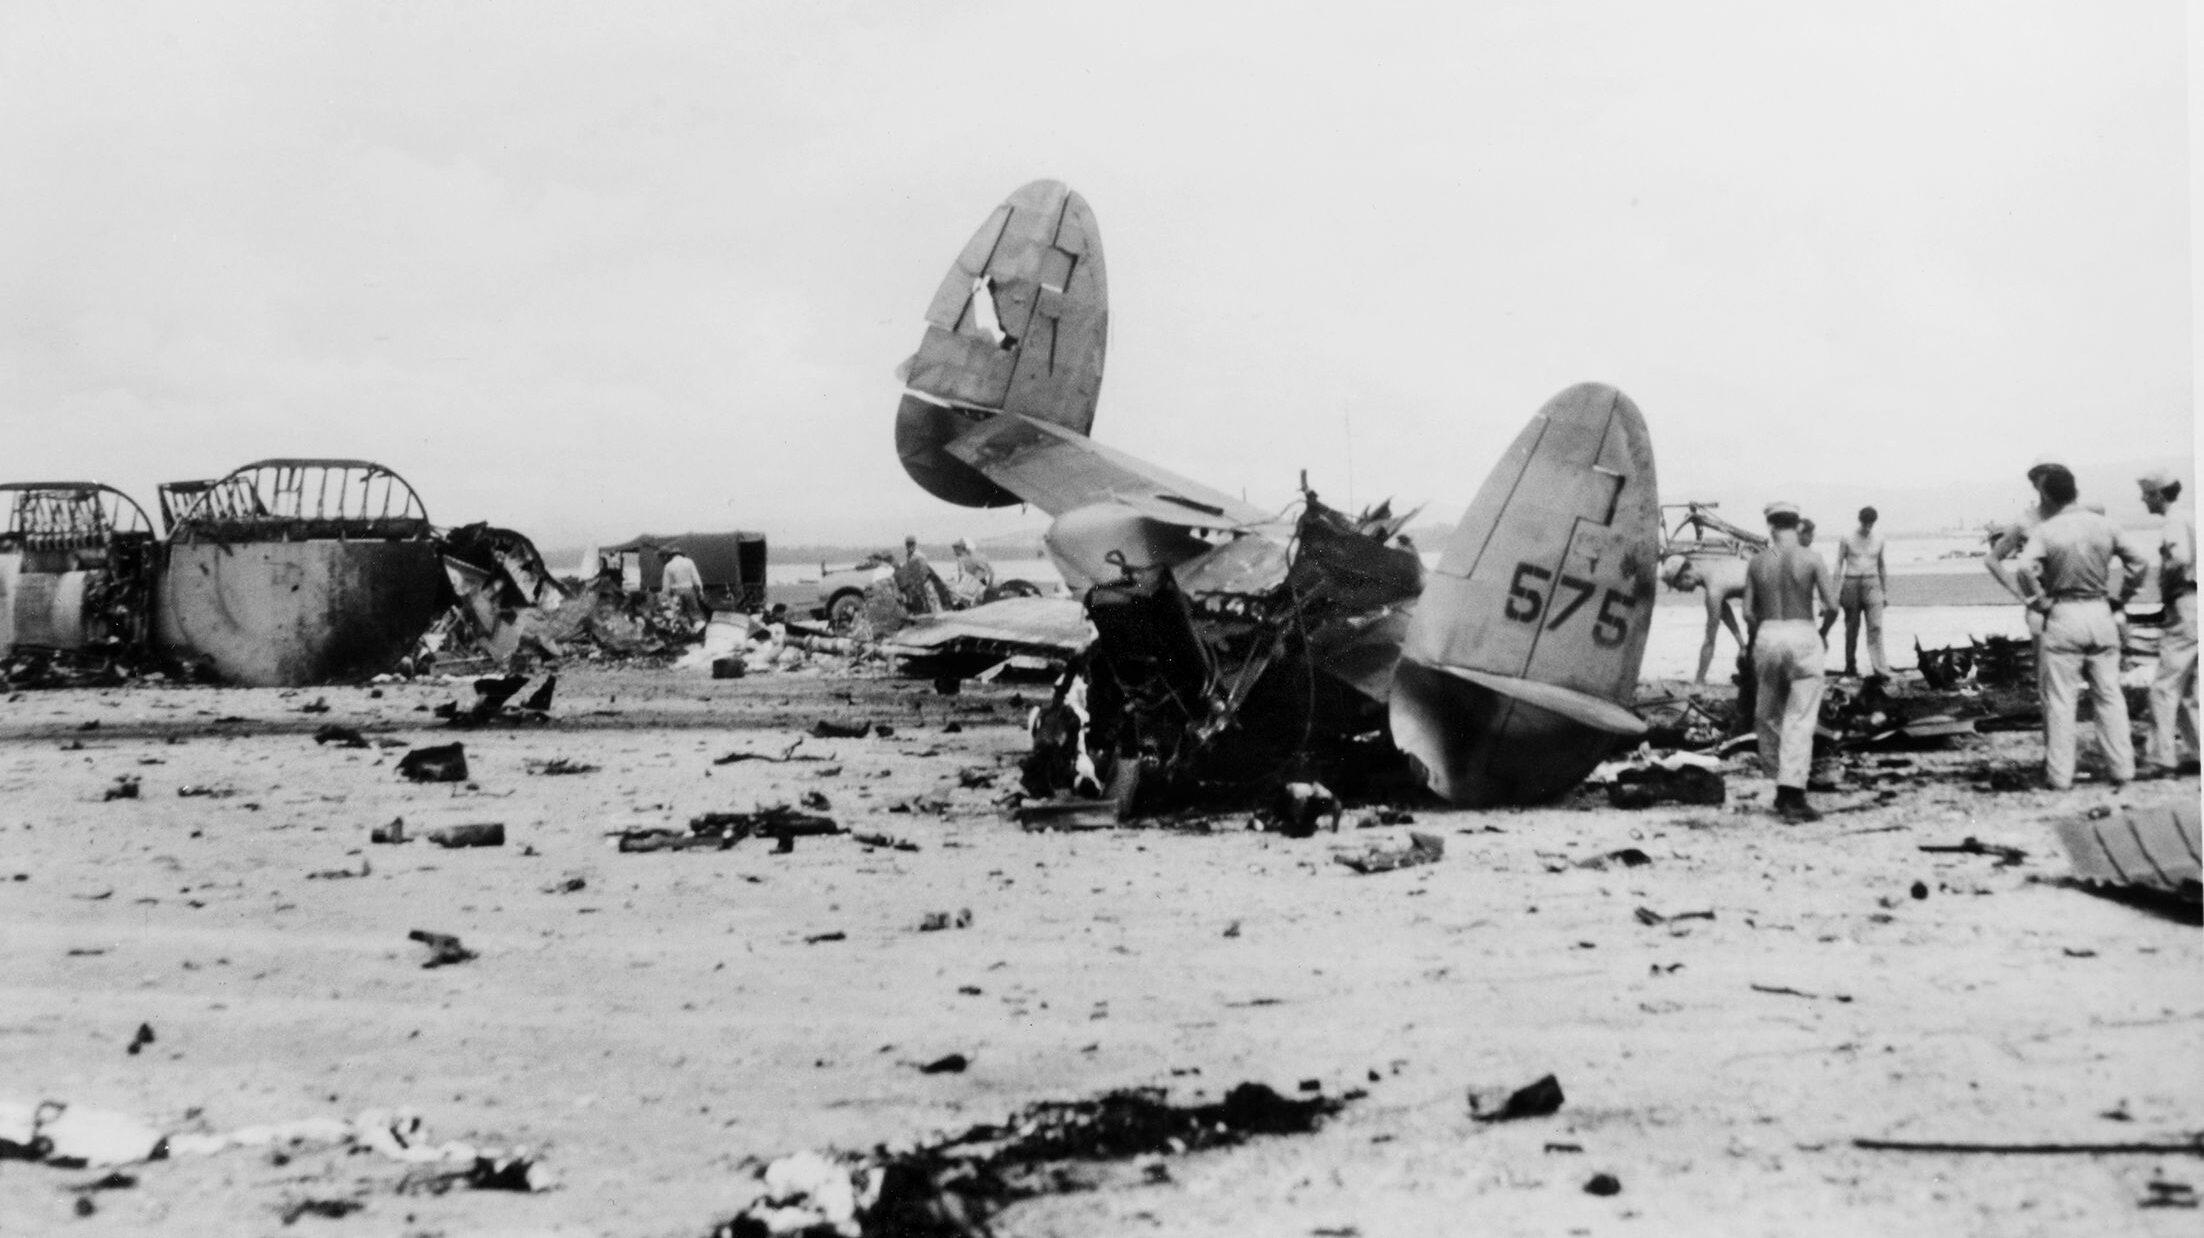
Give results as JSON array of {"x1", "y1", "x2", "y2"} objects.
[{"x1": 809, "y1": 553, "x2": 1044, "y2": 632}]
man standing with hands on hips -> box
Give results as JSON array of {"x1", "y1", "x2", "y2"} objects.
[{"x1": 2013, "y1": 465, "x2": 2151, "y2": 790}]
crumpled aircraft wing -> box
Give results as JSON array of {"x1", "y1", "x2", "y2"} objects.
[{"x1": 933, "y1": 408, "x2": 1274, "y2": 528}]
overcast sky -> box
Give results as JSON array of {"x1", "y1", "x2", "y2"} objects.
[{"x1": 3, "y1": 2, "x2": 2191, "y2": 550}]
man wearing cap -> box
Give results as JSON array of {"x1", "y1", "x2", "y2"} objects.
[
  {"x1": 1987, "y1": 458, "x2": 2064, "y2": 641},
  {"x1": 659, "y1": 545, "x2": 706, "y2": 626},
  {"x1": 2013, "y1": 466, "x2": 2152, "y2": 789},
  {"x1": 1661, "y1": 554, "x2": 1751, "y2": 686},
  {"x1": 1818, "y1": 507, "x2": 1892, "y2": 678},
  {"x1": 1744, "y1": 502, "x2": 1840, "y2": 822},
  {"x1": 896, "y1": 535, "x2": 946, "y2": 615},
  {"x1": 2138, "y1": 470, "x2": 2196, "y2": 776},
  {"x1": 947, "y1": 537, "x2": 996, "y2": 607}
]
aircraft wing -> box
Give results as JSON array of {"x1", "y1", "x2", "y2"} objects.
[{"x1": 934, "y1": 407, "x2": 1275, "y2": 529}]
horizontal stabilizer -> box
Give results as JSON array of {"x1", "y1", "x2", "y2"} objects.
[{"x1": 1423, "y1": 663, "x2": 1648, "y2": 736}]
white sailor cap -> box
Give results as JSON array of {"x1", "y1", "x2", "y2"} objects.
[
  {"x1": 2138, "y1": 468, "x2": 2178, "y2": 492},
  {"x1": 1763, "y1": 501, "x2": 1801, "y2": 521}
]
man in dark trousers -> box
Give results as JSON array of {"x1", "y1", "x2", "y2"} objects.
[{"x1": 1743, "y1": 501, "x2": 1840, "y2": 823}]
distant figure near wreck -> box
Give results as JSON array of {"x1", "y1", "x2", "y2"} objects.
[
  {"x1": 1661, "y1": 554, "x2": 1749, "y2": 685},
  {"x1": 949, "y1": 537, "x2": 995, "y2": 607},
  {"x1": 897, "y1": 536, "x2": 945, "y2": 615}
]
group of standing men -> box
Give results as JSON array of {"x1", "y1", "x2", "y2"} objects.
[
  {"x1": 1668, "y1": 460, "x2": 2194, "y2": 822},
  {"x1": 1981, "y1": 460, "x2": 2196, "y2": 789}
]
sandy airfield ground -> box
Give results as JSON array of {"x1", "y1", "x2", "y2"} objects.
[{"x1": 1, "y1": 663, "x2": 2198, "y2": 1238}]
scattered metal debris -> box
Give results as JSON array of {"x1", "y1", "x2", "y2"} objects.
[
  {"x1": 425, "y1": 823, "x2": 504, "y2": 849},
  {"x1": 1919, "y1": 838, "x2": 2028, "y2": 866},
  {"x1": 1334, "y1": 832, "x2": 1444, "y2": 875},
  {"x1": 1470, "y1": 1074, "x2": 1565, "y2": 1123},
  {"x1": 713, "y1": 1082, "x2": 1343, "y2": 1238},
  {"x1": 2054, "y1": 801, "x2": 2200, "y2": 905},
  {"x1": 397, "y1": 743, "x2": 469, "y2": 783},
  {"x1": 408, "y1": 930, "x2": 477, "y2": 968}
]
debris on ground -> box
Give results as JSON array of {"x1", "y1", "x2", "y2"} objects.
[
  {"x1": 279, "y1": 1197, "x2": 363, "y2": 1223},
  {"x1": 425, "y1": 823, "x2": 504, "y2": 848},
  {"x1": 1014, "y1": 798, "x2": 1119, "y2": 831},
  {"x1": 1470, "y1": 1074, "x2": 1565, "y2": 1122},
  {"x1": 810, "y1": 719, "x2": 873, "y2": 739},
  {"x1": 616, "y1": 807, "x2": 841, "y2": 854},
  {"x1": 396, "y1": 743, "x2": 469, "y2": 783},
  {"x1": 408, "y1": 930, "x2": 477, "y2": 968},
  {"x1": 1584, "y1": 1172, "x2": 1622, "y2": 1196},
  {"x1": 0, "y1": 1099, "x2": 168, "y2": 1167},
  {"x1": 712, "y1": 1082, "x2": 1345, "y2": 1238},
  {"x1": 543, "y1": 875, "x2": 586, "y2": 894},
  {"x1": 2054, "y1": 800, "x2": 2200, "y2": 906},
  {"x1": 1264, "y1": 781, "x2": 1343, "y2": 837},
  {"x1": 916, "y1": 1053, "x2": 970, "y2": 1074},
  {"x1": 1334, "y1": 832, "x2": 1444, "y2": 875},
  {"x1": 370, "y1": 818, "x2": 407, "y2": 844},
  {"x1": 854, "y1": 831, "x2": 919, "y2": 852},
  {"x1": 124, "y1": 1023, "x2": 154, "y2": 1056},
  {"x1": 312, "y1": 724, "x2": 369, "y2": 748},
  {"x1": 714, "y1": 739, "x2": 827, "y2": 765},
  {"x1": 525, "y1": 757, "x2": 597, "y2": 776},
  {"x1": 917, "y1": 909, "x2": 972, "y2": 932},
  {"x1": 308, "y1": 856, "x2": 371, "y2": 879},
  {"x1": 2142, "y1": 1179, "x2": 2198, "y2": 1209},
  {"x1": 1918, "y1": 837, "x2": 2028, "y2": 866},
  {"x1": 1576, "y1": 847, "x2": 1654, "y2": 870},
  {"x1": 102, "y1": 776, "x2": 140, "y2": 802}
]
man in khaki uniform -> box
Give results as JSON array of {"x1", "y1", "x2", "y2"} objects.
[
  {"x1": 2138, "y1": 469, "x2": 2197, "y2": 776},
  {"x1": 1744, "y1": 502, "x2": 1840, "y2": 823},
  {"x1": 2013, "y1": 466, "x2": 2151, "y2": 789},
  {"x1": 1986, "y1": 458, "x2": 2064, "y2": 693}
]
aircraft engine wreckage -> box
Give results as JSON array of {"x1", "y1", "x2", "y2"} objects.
[
  {"x1": 2, "y1": 460, "x2": 488, "y2": 688},
  {"x1": 893, "y1": 181, "x2": 1659, "y2": 809}
]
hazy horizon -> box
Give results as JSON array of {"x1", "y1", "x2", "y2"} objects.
[{"x1": 5, "y1": 3, "x2": 2193, "y2": 551}]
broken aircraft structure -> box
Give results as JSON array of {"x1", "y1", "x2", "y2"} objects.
[
  {"x1": 2, "y1": 460, "x2": 469, "y2": 687},
  {"x1": 892, "y1": 180, "x2": 1660, "y2": 809}
]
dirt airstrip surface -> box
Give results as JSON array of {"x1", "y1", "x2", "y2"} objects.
[{"x1": 1, "y1": 666, "x2": 2198, "y2": 1237}]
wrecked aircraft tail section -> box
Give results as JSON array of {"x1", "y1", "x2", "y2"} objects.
[
  {"x1": 1390, "y1": 383, "x2": 1660, "y2": 806},
  {"x1": 897, "y1": 180, "x2": 1109, "y2": 509},
  {"x1": 154, "y1": 461, "x2": 448, "y2": 686}
]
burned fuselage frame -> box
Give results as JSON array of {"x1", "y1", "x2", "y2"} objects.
[{"x1": 1, "y1": 460, "x2": 452, "y2": 687}]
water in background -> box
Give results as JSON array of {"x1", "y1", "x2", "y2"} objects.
[{"x1": 769, "y1": 540, "x2": 2031, "y2": 681}]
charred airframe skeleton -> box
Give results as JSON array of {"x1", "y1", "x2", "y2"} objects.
[
  {"x1": 895, "y1": 181, "x2": 1662, "y2": 808},
  {"x1": 1, "y1": 460, "x2": 451, "y2": 686}
]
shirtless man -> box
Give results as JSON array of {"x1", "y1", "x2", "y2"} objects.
[
  {"x1": 1819, "y1": 506, "x2": 1892, "y2": 678},
  {"x1": 1661, "y1": 554, "x2": 1750, "y2": 685},
  {"x1": 1744, "y1": 502, "x2": 1840, "y2": 823}
]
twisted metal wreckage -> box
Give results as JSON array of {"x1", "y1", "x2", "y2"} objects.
[
  {"x1": 889, "y1": 181, "x2": 1664, "y2": 811},
  {"x1": 0, "y1": 460, "x2": 560, "y2": 687}
]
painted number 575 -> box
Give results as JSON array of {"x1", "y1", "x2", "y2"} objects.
[{"x1": 1504, "y1": 562, "x2": 1632, "y2": 647}]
